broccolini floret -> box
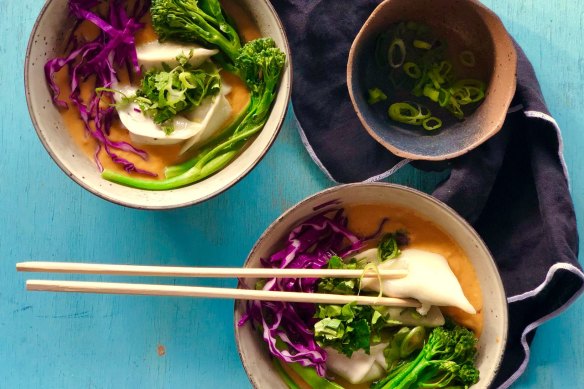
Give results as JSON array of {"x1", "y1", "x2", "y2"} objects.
[{"x1": 371, "y1": 324, "x2": 480, "y2": 389}]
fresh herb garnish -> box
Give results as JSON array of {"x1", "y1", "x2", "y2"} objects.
[
  {"x1": 378, "y1": 230, "x2": 409, "y2": 261},
  {"x1": 314, "y1": 256, "x2": 388, "y2": 356},
  {"x1": 127, "y1": 52, "x2": 221, "y2": 134}
]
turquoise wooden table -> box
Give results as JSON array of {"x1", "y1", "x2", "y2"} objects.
[{"x1": 1, "y1": 1, "x2": 582, "y2": 387}]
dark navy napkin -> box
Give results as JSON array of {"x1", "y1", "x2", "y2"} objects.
[{"x1": 271, "y1": 0, "x2": 584, "y2": 387}]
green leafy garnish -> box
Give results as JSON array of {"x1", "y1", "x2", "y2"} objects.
[
  {"x1": 314, "y1": 256, "x2": 391, "y2": 356},
  {"x1": 128, "y1": 53, "x2": 221, "y2": 134},
  {"x1": 317, "y1": 256, "x2": 361, "y2": 295},
  {"x1": 378, "y1": 230, "x2": 409, "y2": 261},
  {"x1": 314, "y1": 302, "x2": 382, "y2": 357}
]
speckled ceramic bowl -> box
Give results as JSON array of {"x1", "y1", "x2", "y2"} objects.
[
  {"x1": 347, "y1": 0, "x2": 517, "y2": 160},
  {"x1": 25, "y1": 0, "x2": 291, "y2": 209},
  {"x1": 235, "y1": 183, "x2": 507, "y2": 388}
]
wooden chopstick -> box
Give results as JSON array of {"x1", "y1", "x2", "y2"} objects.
[
  {"x1": 16, "y1": 261, "x2": 407, "y2": 280},
  {"x1": 25, "y1": 280, "x2": 421, "y2": 308}
]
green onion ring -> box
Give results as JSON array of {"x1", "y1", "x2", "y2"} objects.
[
  {"x1": 413, "y1": 39, "x2": 432, "y2": 50},
  {"x1": 453, "y1": 79, "x2": 486, "y2": 91},
  {"x1": 411, "y1": 102, "x2": 431, "y2": 118},
  {"x1": 388, "y1": 102, "x2": 431, "y2": 125},
  {"x1": 460, "y1": 50, "x2": 476, "y2": 67},
  {"x1": 403, "y1": 62, "x2": 422, "y2": 79},
  {"x1": 389, "y1": 102, "x2": 421, "y2": 125},
  {"x1": 423, "y1": 116, "x2": 442, "y2": 131},
  {"x1": 438, "y1": 89, "x2": 450, "y2": 107},
  {"x1": 437, "y1": 61, "x2": 453, "y2": 78},
  {"x1": 423, "y1": 85, "x2": 440, "y2": 102},
  {"x1": 388, "y1": 38, "x2": 406, "y2": 69},
  {"x1": 428, "y1": 72, "x2": 443, "y2": 89}
]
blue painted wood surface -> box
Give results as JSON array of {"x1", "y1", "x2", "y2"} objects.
[{"x1": 1, "y1": 0, "x2": 583, "y2": 387}]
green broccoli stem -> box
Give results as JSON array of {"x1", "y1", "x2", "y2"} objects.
[
  {"x1": 101, "y1": 149, "x2": 238, "y2": 190},
  {"x1": 163, "y1": 151, "x2": 206, "y2": 179},
  {"x1": 175, "y1": 21, "x2": 240, "y2": 62},
  {"x1": 102, "y1": 125, "x2": 261, "y2": 190},
  {"x1": 375, "y1": 349, "x2": 426, "y2": 389},
  {"x1": 272, "y1": 359, "x2": 301, "y2": 389},
  {"x1": 288, "y1": 363, "x2": 344, "y2": 389},
  {"x1": 164, "y1": 101, "x2": 251, "y2": 178},
  {"x1": 373, "y1": 326, "x2": 479, "y2": 389},
  {"x1": 151, "y1": 0, "x2": 242, "y2": 64}
]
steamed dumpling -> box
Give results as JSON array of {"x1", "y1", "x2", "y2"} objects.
[
  {"x1": 114, "y1": 84, "x2": 232, "y2": 147},
  {"x1": 136, "y1": 41, "x2": 218, "y2": 70},
  {"x1": 360, "y1": 248, "x2": 476, "y2": 315},
  {"x1": 325, "y1": 343, "x2": 388, "y2": 384}
]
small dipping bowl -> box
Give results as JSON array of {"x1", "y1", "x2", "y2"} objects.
[
  {"x1": 235, "y1": 183, "x2": 508, "y2": 389},
  {"x1": 347, "y1": 0, "x2": 517, "y2": 160},
  {"x1": 25, "y1": 0, "x2": 291, "y2": 209}
]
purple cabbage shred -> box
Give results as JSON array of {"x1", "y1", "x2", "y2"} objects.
[
  {"x1": 44, "y1": 0, "x2": 155, "y2": 176},
  {"x1": 239, "y1": 208, "x2": 367, "y2": 376}
]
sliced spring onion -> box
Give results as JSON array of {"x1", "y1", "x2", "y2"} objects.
[
  {"x1": 423, "y1": 85, "x2": 440, "y2": 102},
  {"x1": 377, "y1": 24, "x2": 487, "y2": 125},
  {"x1": 460, "y1": 50, "x2": 476, "y2": 67},
  {"x1": 413, "y1": 39, "x2": 432, "y2": 50},
  {"x1": 367, "y1": 87, "x2": 388, "y2": 105},
  {"x1": 388, "y1": 38, "x2": 406, "y2": 68},
  {"x1": 438, "y1": 88, "x2": 450, "y2": 107},
  {"x1": 422, "y1": 116, "x2": 442, "y2": 131},
  {"x1": 437, "y1": 61, "x2": 452, "y2": 78},
  {"x1": 453, "y1": 79, "x2": 486, "y2": 91},
  {"x1": 427, "y1": 69, "x2": 444, "y2": 89},
  {"x1": 388, "y1": 102, "x2": 431, "y2": 125},
  {"x1": 403, "y1": 62, "x2": 421, "y2": 79},
  {"x1": 400, "y1": 326, "x2": 426, "y2": 357},
  {"x1": 447, "y1": 98, "x2": 464, "y2": 119}
]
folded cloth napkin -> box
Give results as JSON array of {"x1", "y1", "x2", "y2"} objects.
[{"x1": 271, "y1": 0, "x2": 584, "y2": 387}]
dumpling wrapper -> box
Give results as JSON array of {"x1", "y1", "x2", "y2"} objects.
[
  {"x1": 325, "y1": 343, "x2": 388, "y2": 384},
  {"x1": 136, "y1": 41, "x2": 218, "y2": 70},
  {"x1": 179, "y1": 91, "x2": 232, "y2": 154},
  {"x1": 115, "y1": 85, "x2": 232, "y2": 147},
  {"x1": 359, "y1": 248, "x2": 476, "y2": 315}
]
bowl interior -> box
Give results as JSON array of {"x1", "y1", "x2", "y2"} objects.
[
  {"x1": 347, "y1": 0, "x2": 516, "y2": 160},
  {"x1": 235, "y1": 183, "x2": 507, "y2": 389},
  {"x1": 25, "y1": 0, "x2": 291, "y2": 209}
]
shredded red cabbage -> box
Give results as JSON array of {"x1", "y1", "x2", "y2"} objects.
[
  {"x1": 239, "y1": 208, "x2": 368, "y2": 376},
  {"x1": 44, "y1": 0, "x2": 155, "y2": 176}
]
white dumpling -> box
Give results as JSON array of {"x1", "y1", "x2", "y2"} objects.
[
  {"x1": 114, "y1": 85, "x2": 232, "y2": 147},
  {"x1": 136, "y1": 41, "x2": 218, "y2": 70},
  {"x1": 325, "y1": 343, "x2": 388, "y2": 384},
  {"x1": 179, "y1": 92, "x2": 232, "y2": 154},
  {"x1": 360, "y1": 248, "x2": 476, "y2": 315}
]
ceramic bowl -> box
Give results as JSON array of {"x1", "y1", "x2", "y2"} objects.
[
  {"x1": 25, "y1": 0, "x2": 291, "y2": 209},
  {"x1": 234, "y1": 183, "x2": 507, "y2": 388},
  {"x1": 347, "y1": 0, "x2": 517, "y2": 160}
]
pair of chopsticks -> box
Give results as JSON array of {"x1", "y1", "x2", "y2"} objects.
[{"x1": 16, "y1": 262, "x2": 420, "y2": 308}]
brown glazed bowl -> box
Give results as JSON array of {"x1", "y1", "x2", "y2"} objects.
[{"x1": 347, "y1": 0, "x2": 517, "y2": 160}]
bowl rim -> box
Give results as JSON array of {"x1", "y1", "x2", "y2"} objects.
[
  {"x1": 347, "y1": 0, "x2": 517, "y2": 161},
  {"x1": 234, "y1": 182, "x2": 508, "y2": 388},
  {"x1": 24, "y1": 0, "x2": 293, "y2": 210}
]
